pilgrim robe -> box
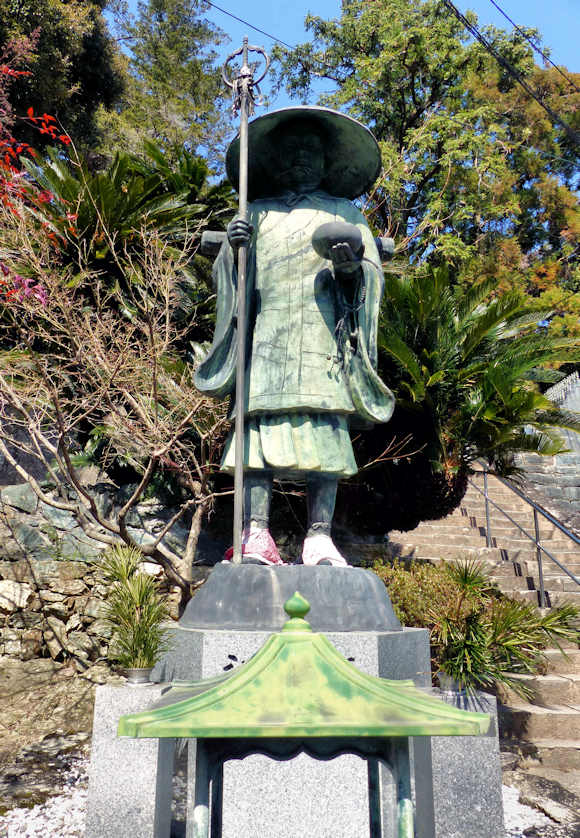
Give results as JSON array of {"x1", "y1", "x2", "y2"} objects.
[{"x1": 194, "y1": 191, "x2": 394, "y2": 477}]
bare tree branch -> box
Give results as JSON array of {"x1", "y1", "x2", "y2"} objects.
[{"x1": 0, "y1": 209, "x2": 229, "y2": 607}]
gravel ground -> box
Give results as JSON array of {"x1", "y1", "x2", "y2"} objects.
[
  {"x1": 0, "y1": 753, "x2": 565, "y2": 838},
  {"x1": 0, "y1": 756, "x2": 87, "y2": 838},
  {"x1": 502, "y1": 784, "x2": 552, "y2": 837}
]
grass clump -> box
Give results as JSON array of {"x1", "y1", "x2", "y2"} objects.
[
  {"x1": 100, "y1": 545, "x2": 170, "y2": 669},
  {"x1": 373, "y1": 558, "x2": 579, "y2": 698}
]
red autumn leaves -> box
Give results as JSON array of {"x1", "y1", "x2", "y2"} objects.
[
  {"x1": 26, "y1": 107, "x2": 71, "y2": 145},
  {"x1": 0, "y1": 66, "x2": 69, "y2": 306}
]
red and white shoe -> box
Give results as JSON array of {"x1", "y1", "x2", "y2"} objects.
[
  {"x1": 301, "y1": 534, "x2": 350, "y2": 567},
  {"x1": 224, "y1": 527, "x2": 285, "y2": 566}
]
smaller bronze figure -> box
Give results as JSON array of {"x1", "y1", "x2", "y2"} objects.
[{"x1": 195, "y1": 106, "x2": 394, "y2": 566}]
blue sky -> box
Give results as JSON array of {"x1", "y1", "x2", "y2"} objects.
[
  {"x1": 121, "y1": 1, "x2": 577, "y2": 107},
  {"x1": 203, "y1": 0, "x2": 577, "y2": 101},
  {"x1": 120, "y1": 0, "x2": 578, "y2": 149}
]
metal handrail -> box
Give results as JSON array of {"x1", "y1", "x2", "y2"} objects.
[
  {"x1": 545, "y1": 370, "x2": 580, "y2": 405},
  {"x1": 467, "y1": 469, "x2": 580, "y2": 608},
  {"x1": 495, "y1": 475, "x2": 580, "y2": 546}
]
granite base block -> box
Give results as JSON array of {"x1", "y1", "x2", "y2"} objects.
[
  {"x1": 222, "y1": 752, "x2": 371, "y2": 838},
  {"x1": 90, "y1": 625, "x2": 502, "y2": 837},
  {"x1": 153, "y1": 625, "x2": 431, "y2": 685},
  {"x1": 414, "y1": 691, "x2": 504, "y2": 838},
  {"x1": 85, "y1": 685, "x2": 175, "y2": 838}
]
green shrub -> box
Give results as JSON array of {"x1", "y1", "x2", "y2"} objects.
[
  {"x1": 100, "y1": 545, "x2": 170, "y2": 669},
  {"x1": 373, "y1": 558, "x2": 579, "y2": 697},
  {"x1": 373, "y1": 558, "x2": 490, "y2": 628}
]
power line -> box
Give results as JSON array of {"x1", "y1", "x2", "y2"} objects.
[
  {"x1": 204, "y1": 0, "x2": 294, "y2": 50},
  {"x1": 205, "y1": 0, "x2": 580, "y2": 149},
  {"x1": 441, "y1": 0, "x2": 580, "y2": 147},
  {"x1": 487, "y1": 0, "x2": 580, "y2": 94},
  {"x1": 204, "y1": 0, "x2": 339, "y2": 77}
]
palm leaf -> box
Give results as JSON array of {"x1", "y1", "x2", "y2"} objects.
[
  {"x1": 461, "y1": 292, "x2": 523, "y2": 360},
  {"x1": 531, "y1": 408, "x2": 580, "y2": 433},
  {"x1": 524, "y1": 368, "x2": 566, "y2": 384},
  {"x1": 499, "y1": 309, "x2": 555, "y2": 337},
  {"x1": 493, "y1": 429, "x2": 567, "y2": 457},
  {"x1": 454, "y1": 275, "x2": 498, "y2": 323},
  {"x1": 379, "y1": 329, "x2": 426, "y2": 400}
]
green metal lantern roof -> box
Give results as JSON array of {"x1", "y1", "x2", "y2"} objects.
[{"x1": 118, "y1": 593, "x2": 490, "y2": 740}]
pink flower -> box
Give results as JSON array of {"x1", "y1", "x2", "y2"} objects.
[
  {"x1": 0, "y1": 263, "x2": 48, "y2": 306},
  {"x1": 33, "y1": 285, "x2": 48, "y2": 306},
  {"x1": 13, "y1": 274, "x2": 35, "y2": 296}
]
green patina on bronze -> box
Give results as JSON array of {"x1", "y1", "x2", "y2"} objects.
[
  {"x1": 193, "y1": 107, "x2": 395, "y2": 475},
  {"x1": 193, "y1": 107, "x2": 398, "y2": 557},
  {"x1": 118, "y1": 593, "x2": 490, "y2": 740}
]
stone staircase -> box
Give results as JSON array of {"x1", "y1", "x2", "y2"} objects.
[
  {"x1": 497, "y1": 640, "x2": 580, "y2": 771},
  {"x1": 386, "y1": 471, "x2": 580, "y2": 607},
  {"x1": 385, "y1": 471, "x2": 580, "y2": 772}
]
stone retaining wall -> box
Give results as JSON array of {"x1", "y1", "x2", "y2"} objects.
[
  {"x1": 0, "y1": 480, "x2": 223, "y2": 666},
  {"x1": 516, "y1": 373, "x2": 580, "y2": 512},
  {"x1": 0, "y1": 559, "x2": 111, "y2": 664},
  {"x1": 0, "y1": 480, "x2": 144, "y2": 666}
]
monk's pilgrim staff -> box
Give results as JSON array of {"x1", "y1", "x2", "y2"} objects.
[{"x1": 222, "y1": 39, "x2": 269, "y2": 563}]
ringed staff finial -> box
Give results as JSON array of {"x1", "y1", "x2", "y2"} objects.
[
  {"x1": 222, "y1": 38, "x2": 269, "y2": 564},
  {"x1": 222, "y1": 37, "x2": 269, "y2": 118}
]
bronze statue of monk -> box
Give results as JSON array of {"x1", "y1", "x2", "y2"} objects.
[{"x1": 195, "y1": 107, "x2": 394, "y2": 566}]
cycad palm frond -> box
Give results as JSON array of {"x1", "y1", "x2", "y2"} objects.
[
  {"x1": 453, "y1": 274, "x2": 498, "y2": 322},
  {"x1": 531, "y1": 408, "x2": 580, "y2": 434},
  {"x1": 377, "y1": 260, "x2": 580, "y2": 479},
  {"x1": 499, "y1": 309, "x2": 554, "y2": 337},
  {"x1": 492, "y1": 335, "x2": 580, "y2": 373},
  {"x1": 484, "y1": 429, "x2": 567, "y2": 459},
  {"x1": 524, "y1": 368, "x2": 566, "y2": 385},
  {"x1": 19, "y1": 143, "x2": 235, "y2": 272},
  {"x1": 378, "y1": 328, "x2": 426, "y2": 401},
  {"x1": 461, "y1": 292, "x2": 524, "y2": 360}
]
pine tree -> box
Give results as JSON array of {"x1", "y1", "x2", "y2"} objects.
[
  {"x1": 100, "y1": 0, "x2": 229, "y2": 158},
  {"x1": 275, "y1": 0, "x2": 579, "y2": 271}
]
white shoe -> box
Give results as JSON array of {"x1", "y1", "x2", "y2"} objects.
[{"x1": 301, "y1": 534, "x2": 350, "y2": 567}]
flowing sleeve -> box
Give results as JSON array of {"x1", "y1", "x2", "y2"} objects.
[
  {"x1": 338, "y1": 200, "x2": 395, "y2": 426},
  {"x1": 193, "y1": 235, "x2": 256, "y2": 399}
]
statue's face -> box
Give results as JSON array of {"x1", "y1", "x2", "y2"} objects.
[{"x1": 276, "y1": 126, "x2": 325, "y2": 192}]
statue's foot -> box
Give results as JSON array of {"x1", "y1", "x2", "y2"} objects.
[
  {"x1": 224, "y1": 527, "x2": 286, "y2": 566},
  {"x1": 301, "y1": 534, "x2": 350, "y2": 567}
]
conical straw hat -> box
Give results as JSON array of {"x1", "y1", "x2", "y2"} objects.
[{"x1": 225, "y1": 106, "x2": 381, "y2": 201}]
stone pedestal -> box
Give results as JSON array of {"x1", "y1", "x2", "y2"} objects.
[
  {"x1": 85, "y1": 563, "x2": 505, "y2": 837},
  {"x1": 414, "y1": 690, "x2": 504, "y2": 838},
  {"x1": 152, "y1": 564, "x2": 429, "y2": 838},
  {"x1": 85, "y1": 685, "x2": 175, "y2": 838}
]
